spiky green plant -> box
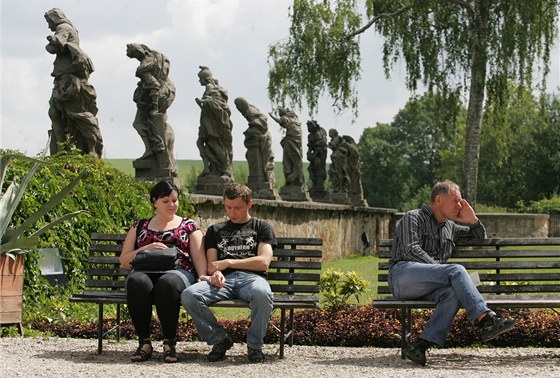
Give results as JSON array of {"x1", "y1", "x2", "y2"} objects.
[{"x1": 0, "y1": 140, "x2": 86, "y2": 259}]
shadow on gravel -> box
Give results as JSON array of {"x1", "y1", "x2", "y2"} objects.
[
  {"x1": 32, "y1": 344, "x2": 281, "y2": 365},
  {"x1": 311, "y1": 349, "x2": 560, "y2": 370}
]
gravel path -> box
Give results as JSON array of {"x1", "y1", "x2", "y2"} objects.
[{"x1": 1, "y1": 337, "x2": 559, "y2": 377}]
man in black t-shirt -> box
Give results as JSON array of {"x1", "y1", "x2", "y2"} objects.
[{"x1": 181, "y1": 183, "x2": 276, "y2": 363}]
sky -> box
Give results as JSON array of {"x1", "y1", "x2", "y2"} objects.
[{"x1": 1, "y1": 0, "x2": 559, "y2": 161}]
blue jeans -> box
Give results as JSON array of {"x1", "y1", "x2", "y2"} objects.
[
  {"x1": 181, "y1": 271, "x2": 273, "y2": 349},
  {"x1": 388, "y1": 261, "x2": 489, "y2": 346}
]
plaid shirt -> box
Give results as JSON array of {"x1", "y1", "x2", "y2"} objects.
[{"x1": 389, "y1": 204, "x2": 486, "y2": 267}]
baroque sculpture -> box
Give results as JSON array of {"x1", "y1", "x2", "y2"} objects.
[
  {"x1": 269, "y1": 108, "x2": 310, "y2": 202},
  {"x1": 306, "y1": 120, "x2": 328, "y2": 201},
  {"x1": 235, "y1": 97, "x2": 279, "y2": 200},
  {"x1": 126, "y1": 43, "x2": 178, "y2": 182},
  {"x1": 44, "y1": 8, "x2": 103, "y2": 158},
  {"x1": 195, "y1": 66, "x2": 234, "y2": 195},
  {"x1": 343, "y1": 135, "x2": 368, "y2": 207},
  {"x1": 328, "y1": 128, "x2": 350, "y2": 204}
]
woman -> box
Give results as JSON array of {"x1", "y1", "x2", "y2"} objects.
[{"x1": 120, "y1": 180, "x2": 206, "y2": 363}]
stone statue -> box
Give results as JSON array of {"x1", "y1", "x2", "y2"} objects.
[
  {"x1": 195, "y1": 66, "x2": 234, "y2": 195},
  {"x1": 306, "y1": 120, "x2": 328, "y2": 201},
  {"x1": 235, "y1": 98, "x2": 278, "y2": 200},
  {"x1": 269, "y1": 108, "x2": 310, "y2": 202},
  {"x1": 343, "y1": 135, "x2": 368, "y2": 207},
  {"x1": 44, "y1": 8, "x2": 103, "y2": 158},
  {"x1": 126, "y1": 43, "x2": 178, "y2": 181},
  {"x1": 328, "y1": 128, "x2": 350, "y2": 204}
]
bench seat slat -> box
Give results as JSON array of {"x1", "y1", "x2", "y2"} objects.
[
  {"x1": 210, "y1": 295, "x2": 320, "y2": 308},
  {"x1": 373, "y1": 294, "x2": 560, "y2": 309}
]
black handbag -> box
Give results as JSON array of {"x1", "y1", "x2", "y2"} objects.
[{"x1": 131, "y1": 247, "x2": 178, "y2": 270}]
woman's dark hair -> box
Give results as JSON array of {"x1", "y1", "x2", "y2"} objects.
[{"x1": 150, "y1": 179, "x2": 179, "y2": 205}]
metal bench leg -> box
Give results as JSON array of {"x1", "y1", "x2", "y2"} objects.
[
  {"x1": 97, "y1": 304, "x2": 104, "y2": 354},
  {"x1": 279, "y1": 308, "x2": 286, "y2": 359},
  {"x1": 406, "y1": 308, "x2": 412, "y2": 344},
  {"x1": 400, "y1": 306, "x2": 406, "y2": 359},
  {"x1": 288, "y1": 308, "x2": 295, "y2": 346},
  {"x1": 116, "y1": 304, "x2": 121, "y2": 342}
]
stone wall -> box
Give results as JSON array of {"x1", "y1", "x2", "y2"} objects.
[
  {"x1": 189, "y1": 193, "x2": 552, "y2": 261},
  {"x1": 477, "y1": 213, "x2": 550, "y2": 238},
  {"x1": 189, "y1": 194, "x2": 395, "y2": 261},
  {"x1": 390, "y1": 212, "x2": 550, "y2": 238}
]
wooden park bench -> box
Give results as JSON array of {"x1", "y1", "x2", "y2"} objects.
[
  {"x1": 70, "y1": 233, "x2": 323, "y2": 358},
  {"x1": 373, "y1": 237, "x2": 560, "y2": 358}
]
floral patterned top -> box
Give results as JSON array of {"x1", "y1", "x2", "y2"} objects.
[{"x1": 133, "y1": 217, "x2": 200, "y2": 273}]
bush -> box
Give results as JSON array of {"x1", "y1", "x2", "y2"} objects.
[
  {"x1": 516, "y1": 194, "x2": 560, "y2": 214},
  {"x1": 320, "y1": 269, "x2": 370, "y2": 309},
  {"x1": 21, "y1": 306, "x2": 559, "y2": 348},
  {"x1": 1, "y1": 148, "x2": 195, "y2": 323}
]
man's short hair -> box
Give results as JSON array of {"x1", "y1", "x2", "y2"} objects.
[
  {"x1": 223, "y1": 183, "x2": 252, "y2": 203},
  {"x1": 431, "y1": 180, "x2": 461, "y2": 203}
]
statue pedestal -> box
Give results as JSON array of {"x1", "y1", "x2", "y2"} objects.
[
  {"x1": 329, "y1": 192, "x2": 350, "y2": 205},
  {"x1": 195, "y1": 175, "x2": 233, "y2": 196},
  {"x1": 247, "y1": 175, "x2": 280, "y2": 200},
  {"x1": 309, "y1": 190, "x2": 330, "y2": 203},
  {"x1": 280, "y1": 185, "x2": 311, "y2": 202},
  {"x1": 133, "y1": 159, "x2": 182, "y2": 186},
  {"x1": 350, "y1": 195, "x2": 368, "y2": 207}
]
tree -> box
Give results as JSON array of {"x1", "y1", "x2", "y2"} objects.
[
  {"x1": 268, "y1": 0, "x2": 558, "y2": 205},
  {"x1": 359, "y1": 92, "x2": 465, "y2": 209},
  {"x1": 478, "y1": 88, "x2": 560, "y2": 207}
]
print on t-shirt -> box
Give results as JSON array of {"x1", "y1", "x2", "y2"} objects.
[{"x1": 217, "y1": 229, "x2": 259, "y2": 259}]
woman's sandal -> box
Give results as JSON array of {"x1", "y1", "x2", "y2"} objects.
[
  {"x1": 130, "y1": 339, "x2": 152, "y2": 362},
  {"x1": 163, "y1": 339, "x2": 178, "y2": 363}
]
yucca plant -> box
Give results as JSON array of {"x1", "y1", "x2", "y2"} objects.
[{"x1": 0, "y1": 139, "x2": 86, "y2": 259}]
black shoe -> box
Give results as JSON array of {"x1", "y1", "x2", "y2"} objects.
[
  {"x1": 479, "y1": 311, "x2": 516, "y2": 342},
  {"x1": 404, "y1": 338, "x2": 430, "y2": 366},
  {"x1": 247, "y1": 347, "x2": 265, "y2": 363},
  {"x1": 208, "y1": 336, "x2": 234, "y2": 362}
]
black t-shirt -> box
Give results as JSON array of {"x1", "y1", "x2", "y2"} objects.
[{"x1": 204, "y1": 218, "x2": 277, "y2": 275}]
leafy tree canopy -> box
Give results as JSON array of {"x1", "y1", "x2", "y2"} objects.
[
  {"x1": 269, "y1": 0, "x2": 558, "y2": 117},
  {"x1": 359, "y1": 92, "x2": 465, "y2": 209}
]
